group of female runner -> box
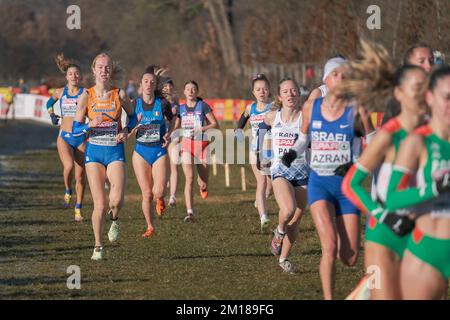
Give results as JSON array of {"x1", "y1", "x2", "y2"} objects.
[
  {"x1": 340, "y1": 41, "x2": 449, "y2": 300},
  {"x1": 274, "y1": 41, "x2": 448, "y2": 299},
  {"x1": 47, "y1": 53, "x2": 216, "y2": 260},
  {"x1": 46, "y1": 43, "x2": 448, "y2": 299}
]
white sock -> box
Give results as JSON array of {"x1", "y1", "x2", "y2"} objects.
[
  {"x1": 187, "y1": 209, "x2": 194, "y2": 215},
  {"x1": 277, "y1": 226, "x2": 286, "y2": 235},
  {"x1": 279, "y1": 257, "x2": 287, "y2": 263},
  {"x1": 260, "y1": 214, "x2": 269, "y2": 221}
]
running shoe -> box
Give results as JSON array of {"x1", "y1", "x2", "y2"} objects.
[
  {"x1": 279, "y1": 259, "x2": 295, "y2": 274},
  {"x1": 271, "y1": 228, "x2": 285, "y2": 256},
  {"x1": 108, "y1": 220, "x2": 120, "y2": 242},
  {"x1": 200, "y1": 188, "x2": 208, "y2": 199},
  {"x1": 184, "y1": 213, "x2": 195, "y2": 223},
  {"x1": 254, "y1": 200, "x2": 258, "y2": 208},
  {"x1": 91, "y1": 246, "x2": 103, "y2": 261},
  {"x1": 156, "y1": 198, "x2": 166, "y2": 217},
  {"x1": 62, "y1": 193, "x2": 71, "y2": 208},
  {"x1": 74, "y1": 208, "x2": 83, "y2": 222},
  {"x1": 142, "y1": 227, "x2": 155, "y2": 238},
  {"x1": 169, "y1": 195, "x2": 177, "y2": 207},
  {"x1": 260, "y1": 216, "x2": 270, "y2": 233}
]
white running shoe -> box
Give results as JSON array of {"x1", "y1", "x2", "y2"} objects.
[
  {"x1": 91, "y1": 247, "x2": 103, "y2": 260},
  {"x1": 260, "y1": 216, "x2": 270, "y2": 233},
  {"x1": 184, "y1": 213, "x2": 195, "y2": 223},
  {"x1": 108, "y1": 221, "x2": 120, "y2": 242},
  {"x1": 279, "y1": 259, "x2": 294, "y2": 274},
  {"x1": 169, "y1": 195, "x2": 177, "y2": 207}
]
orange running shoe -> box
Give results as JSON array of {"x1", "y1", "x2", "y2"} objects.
[
  {"x1": 142, "y1": 227, "x2": 155, "y2": 238},
  {"x1": 200, "y1": 188, "x2": 208, "y2": 199},
  {"x1": 156, "y1": 198, "x2": 166, "y2": 217}
]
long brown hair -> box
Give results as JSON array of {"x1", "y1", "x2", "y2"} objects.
[
  {"x1": 55, "y1": 53, "x2": 80, "y2": 75},
  {"x1": 143, "y1": 65, "x2": 168, "y2": 98}
]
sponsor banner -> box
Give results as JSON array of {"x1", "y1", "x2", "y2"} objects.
[{"x1": 1, "y1": 93, "x2": 384, "y2": 126}]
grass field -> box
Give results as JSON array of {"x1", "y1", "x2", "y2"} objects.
[{"x1": 0, "y1": 121, "x2": 367, "y2": 300}]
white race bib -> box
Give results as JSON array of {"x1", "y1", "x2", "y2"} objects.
[
  {"x1": 181, "y1": 113, "x2": 201, "y2": 138},
  {"x1": 310, "y1": 141, "x2": 351, "y2": 176},
  {"x1": 137, "y1": 124, "x2": 161, "y2": 143},
  {"x1": 61, "y1": 97, "x2": 78, "y2": 117},
  {"x1": 90, "y1": 122, "x2": 118, "y2": 146}
]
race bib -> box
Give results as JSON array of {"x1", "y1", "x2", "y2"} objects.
[
  {"x1": 310, "y1": 140, "x2": 351, "y2": 176},
  {"x1": 137, "y1": 124, "x2": 161, "y2": 144},
  {"x1": 273, "y1": 133, "x2": 305, "y2": 164},
  {"x1": 90, "y1": 121, "x2": 118, "y2": 146},
  {"x1": 181, "y1": 113, "x2": 201, "y2": 138},
  {"x1": 61, "y1": 97, "x2": 78, "y2": 117}
]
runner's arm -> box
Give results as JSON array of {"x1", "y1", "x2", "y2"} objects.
[
  {"x1": 342, "y1": 129, "x2": 392, "y2": 216},
  {"x1": 46, "y1": 88, "x2": 61, "y2": 114},
  {"x1": 282, "y1": 102, "x2": 311, "y2": 167},
  {"x1": 203, "y1": 105, "x2": 219, "y2": 131},
  {"x1": 72, "y1": 92, "x2": 91, "y2": 135},
  {"x1": 385, "y1": 134, "x2": 436, "y2": 211},
  {"x1": 119, "y1": 89, "x2": 137, "y2": 132},
  {"x1": 236, "y1": 104, "x2": 251, "y2": 130}
]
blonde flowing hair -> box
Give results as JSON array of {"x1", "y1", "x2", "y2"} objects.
[{"x1": 334, "y1": 39, "x2": 396, "y2": 113}]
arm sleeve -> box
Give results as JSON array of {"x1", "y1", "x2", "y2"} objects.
[
  {"x1": 342, "y1": 162, "x2": 383, "y2": 216},
  {"x1": 46, "y1": 97, "x2": 57, "y2": 112},
  {"x1": 256, "y1": 121, "x2": 271, "y2": 170},
  {"x1": 256, "y1": 121, "x2": 271, "y2": 154},
  {"x1": 236, "y1": 112, "x2": 250, "y2": 130},
  {"x1": 385, "y1": 165, "x2": 438, "y2": 212}
]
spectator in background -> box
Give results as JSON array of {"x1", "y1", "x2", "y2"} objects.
[
  {"x1": 433, "y1": 51, "x2": 445, "y2": 66},
  {"x1": 126, "y1": 79, "x2": 139, "y2": 100},
  {"x1": 3, "y1": 86, "x2": 15, "y2": 122},
  {"x1": 39, "y1": 78, "x2": 50, "y2": 96},
  {"x1": 19, "y1": 78, "x2": 29, "y2": 93}
]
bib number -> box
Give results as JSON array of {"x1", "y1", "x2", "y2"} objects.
[
  {"x1": 61, "y1": 98, "x2": 78, "y2": 117},
  {"x1": 310, "y1": 141, "x2": 351, "y2": 176},
  {"x1": 182, "y1": 113, "x2": 201, "y2": 138},
  {"x1": 90, "y1": 122, "x2": 118, "y2": 146},
  {"x1": 137, "y1": 124, "x2": 161, "y2": 143}
]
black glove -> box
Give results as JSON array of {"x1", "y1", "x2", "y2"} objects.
[
  {"x1": 436, "y1": 172, "x2": 450, "y2": 194},
  {"x1": 379, "y1": 211, "x2": 415, "y2": 237},
  {"x1": 334, "y1": 161, "x2": 353, "y2": 177},
  {"x1": 50, "y1": 113, "x2": 60, "y2": 126},
  {"x1": 281, "y1": 149, "x2": 297, "y2": 168}
]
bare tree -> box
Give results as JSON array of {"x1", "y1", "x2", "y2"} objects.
[
  {"x1": 204, "y1": 0, "x2": 240, "y2": 76},
  {"x1": 392, "y1": 0, "x2": 404, "y2": 59}
]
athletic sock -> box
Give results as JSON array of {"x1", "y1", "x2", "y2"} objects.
[
  {"x1": 65, "y1": 189, "x2": 72, "y2": 195},
  {"x1": 75, "y1": 203, "x2": 82, "y2": 209},
  {"x1": 277, "y1": 226, "x2": 286, "y2": 235}
]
